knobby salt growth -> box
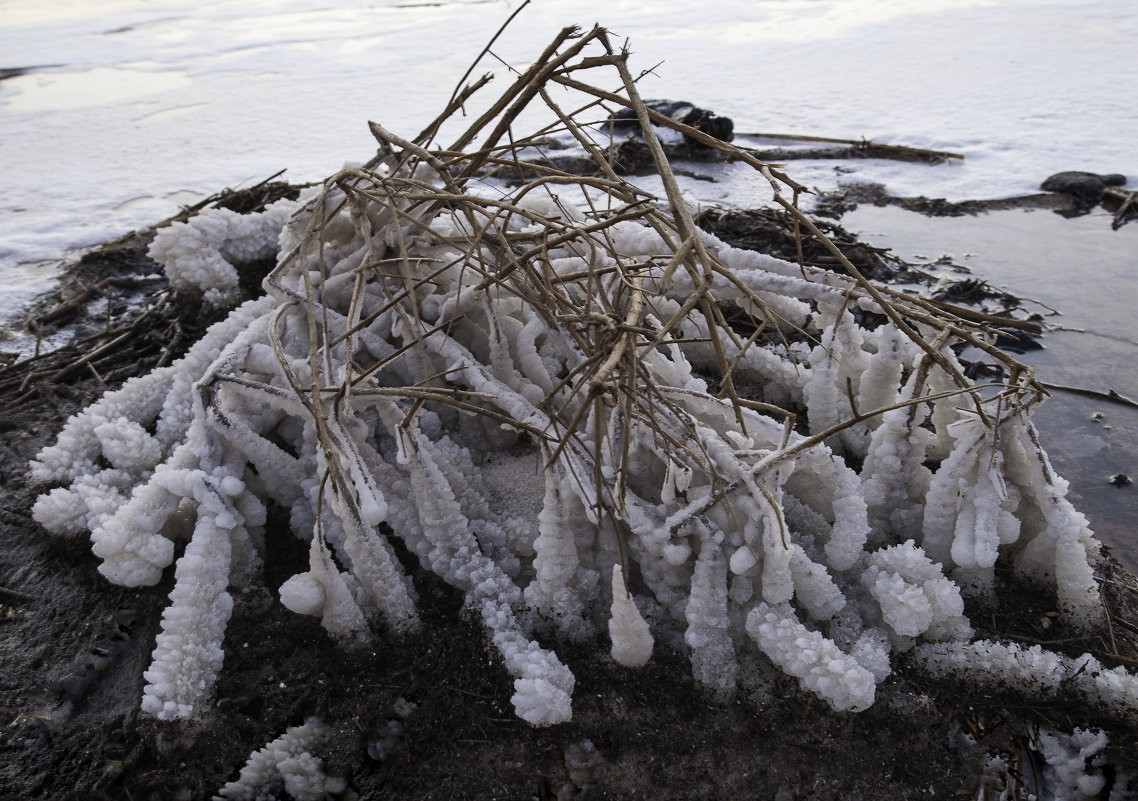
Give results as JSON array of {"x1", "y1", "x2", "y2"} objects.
[{"x1": 28, "y1": 26, "x2": 1134, "y2": 730}]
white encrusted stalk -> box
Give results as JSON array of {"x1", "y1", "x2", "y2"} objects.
[
  {"x1": 141, "y1": 470, "x2": 241, "y2": 719},
  {"x1": 215, "y1": 717, "x2": 343, "y2": 801},
  {"x1": 685, "y1": 538, "x2": 737, "y2": 694},
  {"x1": 915, "y1": 640, "x2": 1138, "y2": 724},
  {"x1": 746, "y1": 602, "x2": 875, "y2": 712}
]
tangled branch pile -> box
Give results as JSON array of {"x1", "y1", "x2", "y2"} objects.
[{"x1": 29, "y1": 26, "x2": 1132, "y2": 727}]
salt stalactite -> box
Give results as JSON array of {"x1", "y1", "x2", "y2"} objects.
[
  {"x1": 141, "y1": 467, "x2": 244, "y2": 719},
  {"x1": 1000, "y1": 416, "x2": 1104, "y2": 629},
  {"x1": 609, "y1": 564, "x2": 655, "y2": 668},
  {"x1": 804, "y1": 299, "x2": 871, "y2": 456},
  {"x1": 685, "y1": 536, "x2": 737, "y2": 694},
  {"x1": 27, "y1": 33, "x2": 1127, "y2": 727},
  {"x1": 860, "y1": 540, "x2": 971, "y2": 647},
  {"x1": 860, "y1": 371, "x2": 935, "y2": 547},
  {"x1": 745, "y1": 602, "x2": 876, "y2": 712},
  {"x1": 921, "y1": 412, "x2": 1004, "y2": 570},
  {"x1": 525, "y1": 464, "x2": 589, "y2": 638}
]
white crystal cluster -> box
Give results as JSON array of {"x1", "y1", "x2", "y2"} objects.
[
  {"x1": 975, "y1": 726, "x2": 1119, "y2": 801},
  {"x1": 215, "y1": 718, "x2": 344, "y2": 801},
  {"x1": 1033, "y1": 727, "x2": 1110, "y2": 801},
  {"x1": 149, "y1": 196, "x2": 305, "y2": 307},
  {"x1": 26, "y1": 41, "x2": 1126, "y2": 725}
]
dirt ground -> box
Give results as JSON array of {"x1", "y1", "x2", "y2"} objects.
[{"x1": 2, "y1": 186, "x2": 1137, "y2": 801}]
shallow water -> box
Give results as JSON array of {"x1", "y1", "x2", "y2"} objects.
[{"x1": 846, "y1": 204, "x2": 1138, "y2": 573}]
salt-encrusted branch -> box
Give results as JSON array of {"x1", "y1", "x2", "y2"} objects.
[
  {"x1": 746, "y1": 602, "x2": 876, "y2": 712},
  {"x1": 141, "y1": 466, "x2": 246, "y2": 719},
  {"x1": 28, "y1": 27, "x2": 1121, "y2": 729},
  {"x1": 915, "y1": 641, "x2": 1138, "y2": 725},
  {"x1": 215, "y1": 717, "x2": 344, "y2": 801}
]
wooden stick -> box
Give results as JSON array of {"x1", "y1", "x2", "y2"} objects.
[
  {"x1": 1039, "y1": 381, "x2": 1138, "y2": 409},
  {"x1": 736, "y1": 131, "x2": 964, "y2": 162}
]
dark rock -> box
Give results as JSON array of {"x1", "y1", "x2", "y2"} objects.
[
  {"x1": 963, "y1": 360, "x2": 1006, "y2": 381},
  {"x1": 1040, "y1": 171, "x2": 1127, "y2": 211},
  {"x1": 610, "y1": 99, "x2": 735, "y2": 147},
  {"x1": 993, "y1": 327, "x2": 1043, "y2": 353}
]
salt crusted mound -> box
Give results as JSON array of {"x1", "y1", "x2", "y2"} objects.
[{"x1": 28, "y1": 26, "x2": 1134, "y2": 728}]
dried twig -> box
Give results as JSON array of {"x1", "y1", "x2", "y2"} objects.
[
  {"x1": 243, "y1": 26, "x2": 1052, "y2": 589},
  {"x1": 1039, "y1": 382, "x2": 1138, "y2": 409}
]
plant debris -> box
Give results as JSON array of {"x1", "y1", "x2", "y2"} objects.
[{"x1": 0, "y1": 179, "x2": 301, "y2": 411}]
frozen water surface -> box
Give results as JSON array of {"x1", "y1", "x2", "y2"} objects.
[
  {"x1": 1, "y1": 1, "x2": 1136, "y2": 566},
  {"x1": 2, "y1": 0, "x2": 1135, "y2": 299}
]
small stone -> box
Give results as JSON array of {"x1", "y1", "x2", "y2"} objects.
[{"x1": 1041, "y1": 171, "x2": 1128, "y2": 211}]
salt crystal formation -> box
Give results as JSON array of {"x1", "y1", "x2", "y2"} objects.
[
  {"x1": 29, "y1": 27, "x2": 1126, "y2": 726},
  {"x1": 215, "y1": 717, "x2": 344, "y2": 801}
]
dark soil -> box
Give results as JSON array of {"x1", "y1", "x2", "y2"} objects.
[
  {"x1": 694, "y1": 206, "x2": 932, "y2": 284},
  {"x1": 3, "y1": 188, "x2": 1138, "y2": 801}
]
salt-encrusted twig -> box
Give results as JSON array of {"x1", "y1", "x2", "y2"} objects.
[{"x1": 28, "y1": 27, "x2": 1123, "y2": 728}]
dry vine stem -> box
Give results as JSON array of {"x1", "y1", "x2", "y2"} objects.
[{"x1": 31, "y1": 25, "x2": 1115, "y2": 726}]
